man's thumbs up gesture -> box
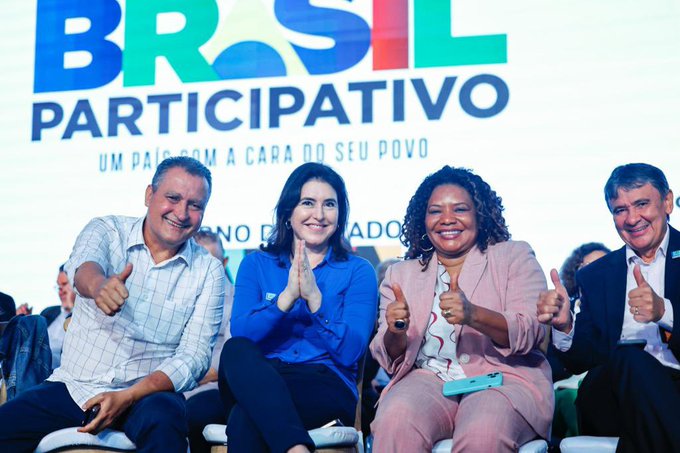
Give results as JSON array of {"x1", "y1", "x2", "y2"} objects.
[
  {"x1": 628, "y1": 264, "x2": 665, "y2": 323},
  {"x1": 439, "y1": 267, "x2": 473, "y2": 325},
  {"x1": 94, "y1": 263, "x2": 133, "y2": 316},
  {"x1": 537, "y1": 269, "x2": 572, "y2": 333}
]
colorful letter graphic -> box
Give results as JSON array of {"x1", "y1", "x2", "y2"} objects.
[
  {"x1": 414, "y1": 0, "x2": 507, "y2": 67},
  {"x1": 34, "y1": 0, "x2": 122, "y2": 93}
]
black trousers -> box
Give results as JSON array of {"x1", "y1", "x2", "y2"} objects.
[
  {"x1": 576, "y1": 346, "x2": 680, "y2": 453},
  {"x1": 187, "y1": 388, "x2": 226, "y2": 453},
  {"x1": 218, "y1": 337, "x2": 356, "y2": 453}
]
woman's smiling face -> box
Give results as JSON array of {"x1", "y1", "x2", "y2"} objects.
[
  {"x1": 289, "y1": 179, "x2": 339, "y2": 253},
  {"x1": 425, "y1": 184, "x2": 478, "y2": 259}
]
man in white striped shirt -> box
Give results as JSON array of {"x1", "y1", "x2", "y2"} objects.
[{"x1": 0, "y1": 157, "x2": 226, "y2": 452}]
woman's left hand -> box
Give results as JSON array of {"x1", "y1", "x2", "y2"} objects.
[
  {"x1": 439, "y1": 268, "x2": 474, "y2": 325},
  {"x1": 297, "y1": 240, "x2": 323, "y2": 312}
]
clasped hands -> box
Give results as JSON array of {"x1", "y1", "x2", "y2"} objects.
[
  {"x1": 278, "y1": 240, "x2": 322, "y2": 313},
  {"x1": 385, "y1": 268, "x2": 473, "y2": 334},
  {"x1": 537, "y1": 264, "x2": 665, "y2": 332}
]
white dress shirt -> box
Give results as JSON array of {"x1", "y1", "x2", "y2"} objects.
[
  {"x1": 553, "y1": 228, "x2": 678, "y2": 369},
  {"x1": 49, "y1": 216, "x2": 225, "y2": 407},
  {"x1": 47, "y1": 308, "x2": 68, "y2": 369},
  {"x1": 183, "y1": 280, "x2": 233, "y2": 398}
]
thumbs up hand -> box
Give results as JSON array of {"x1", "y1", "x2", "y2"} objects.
[
  {"x1": 386, "y1": 283, "x2": 411, "y2": 334},
  {"x1": 94, "y1": 263, "x2": 133, "y2": 316},
  {"x1": 537, "y1": 269, "x2": 572, "y2": 332},
  {"x1": 628, "y1": 264, "x2": 665, "y2": 323},
  {"x1": 439, "y1": 267, "x2": 473, "y2": 325}
]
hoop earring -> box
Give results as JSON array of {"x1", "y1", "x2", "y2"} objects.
[
  {"x1": 420, "y1": 233, "x2": 434, "y2": 252},
  {"x1": 285, "y1": 220, "x2": 292, "y2": 230}
]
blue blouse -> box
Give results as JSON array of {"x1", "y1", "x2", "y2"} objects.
[{"x1": 230, "y1": 249, "x2": 378, "y2": 395}]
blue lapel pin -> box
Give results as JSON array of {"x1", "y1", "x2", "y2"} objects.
[{"x1": 672, "y1": 250, "x2": 680, "y2": 259}]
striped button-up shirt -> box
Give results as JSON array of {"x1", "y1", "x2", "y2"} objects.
[{"x1": 49, "y1": 215, "x2": 225, "y2": 407}]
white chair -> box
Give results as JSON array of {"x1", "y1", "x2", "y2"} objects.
[
  {"x1": 34, "y1": 427, "x2": 135, "y2": 453},
  {"x1": 432, "y1": 438, "x2": 548, "y2": 453},
  {"x1": 203, "y1": 423, "x2": 363, "y2": 453},
  {"x1": 560, "y1": 436, "x2": 618, "y2": 453}
]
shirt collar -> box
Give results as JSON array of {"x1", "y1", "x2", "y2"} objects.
[
  {"x1": 626, "y1": 224, "x2": 669, "y2": 265},
  {"x1": 129, "y1": 216, "x2": 193, "y2": 266}
]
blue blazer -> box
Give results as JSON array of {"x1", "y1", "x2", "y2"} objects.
[{"x1": 558, "y1": 225, "x2": 680, "y2": 374}]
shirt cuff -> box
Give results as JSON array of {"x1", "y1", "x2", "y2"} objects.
[
  {"x1": 659, "y1": 298, "x2": 674, "y2": 331},
  {"x1": 156, "y1": 358, "x2": 197, "y2": 393},
  {"x1": 311, "y1": 305, "x2": 334, "y2": 328},
  {"x1": 552, "y1": 324, "x2": 574, "y2": 352}
]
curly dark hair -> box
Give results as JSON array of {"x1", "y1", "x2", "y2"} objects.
[
  {"x1": 402, "y1": 166, "x2": 510, "y2": 268},
  {"x1": 559, "y1": 242, "x2": 611, "y2": 299}
]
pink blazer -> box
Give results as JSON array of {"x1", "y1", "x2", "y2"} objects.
[{"x1": 370, "y1": 241, "x2": 554, "y2": 438}]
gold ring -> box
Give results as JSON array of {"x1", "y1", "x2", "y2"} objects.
[{"x1": 443, "y1": 309, "x2": 453, "y2": 318}]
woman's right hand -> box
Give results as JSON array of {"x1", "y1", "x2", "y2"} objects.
[
  {"x1": 277, "y1": 248, "x2": 302, "y2": 312},
  {"x1": 385, "y1": 283, "x2": 410, "y2": 334}
]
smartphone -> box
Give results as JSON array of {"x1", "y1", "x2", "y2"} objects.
[
  {"x1": 82, "y1": 404, "x2": 100, "y2": 426},
  {"x1": 616, "y1": 339, "x2": 647, "y2": 349},
  {"x1": 442, "y1": 371, "x2": 503, "y2": 397}
]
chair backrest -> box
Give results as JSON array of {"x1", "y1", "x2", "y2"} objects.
[{"x1": 353, "y1": 353, "x2": 367, "y2": 432}]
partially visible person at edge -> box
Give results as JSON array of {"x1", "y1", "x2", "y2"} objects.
[
  {"x1": 0, "y1": 156, "x2": 225, "y2": 453},
  {"x1": 548, "y1": 242, "x2": 610, "y2": 443},
  {"x1": 41, "y1": 264, "x2": 77, "y2": 369},
  {"x1": 370, "y1": 166, "x2": 553, "y2": 452},
  {"x1": 216, "y1": 162, "x2": 377, "y2": 453},
  {"x1": 186, "y1": 228, "x2": 235, "y2": 453},
  {"x1": 548, "y1": 242, "x2": 611, "y2": 381},
  {"x1": 538, "y1": 163, "x2": 680, "y2": 452}
]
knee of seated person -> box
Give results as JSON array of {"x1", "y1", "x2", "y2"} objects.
[
  {"x1": 220, "y1": 337, "x2": 260, "y2": 372},
  {"x1": 610, "y1": 345, "x2": 648, "y2": 370},
  {"x1": 372, "y1": 397, "x2": 420, "y2": 433},
  {"x1": 136, "y1": 393, "x2": 186, "y2": 430},
  {"x1": 221, "y1": 337, "x2": 257, "y2": 361}
]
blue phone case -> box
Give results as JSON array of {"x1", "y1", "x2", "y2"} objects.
[{"x1": 442, "y1": 371, "x2": 503, "y2": 397}]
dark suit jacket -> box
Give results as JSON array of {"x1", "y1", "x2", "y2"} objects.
[{"x1": 558, "y1": 225, "x2": 680, "y2": 374}]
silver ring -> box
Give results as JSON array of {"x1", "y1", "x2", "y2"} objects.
[
  {"x1": 634, "y1": 307, "x2": 639, "y2": 316},
  {"x1": 443, "y1": 309, "x2": 453, "y2": 318}
]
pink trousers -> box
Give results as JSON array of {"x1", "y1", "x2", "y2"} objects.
[{"x1": 371, "y1": 369, "x2": 538, "y2": 453}]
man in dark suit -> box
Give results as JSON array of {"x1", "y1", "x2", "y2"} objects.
[{"x1": 538, "y1": 163, "x2": 680, "y2": 452}]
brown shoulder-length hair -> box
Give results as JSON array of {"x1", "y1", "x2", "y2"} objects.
[
  {"x1": 401, "y1": 166, "x2": 510, "y2": 269},
  {"x1": 261, "y1": 162, "x2": 351, "y2": 261}
]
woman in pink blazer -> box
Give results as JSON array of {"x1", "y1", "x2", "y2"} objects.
[{"x1": 370, "y1": 166, "x2": 553, "y2": 452}]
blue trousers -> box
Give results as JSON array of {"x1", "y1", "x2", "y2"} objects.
[
  {"x1": 218, "y1": 337, "x2": 356, "y2": 453},
  {"x1": 0, "y1": 381, "x2": 187, "y2": 453}
]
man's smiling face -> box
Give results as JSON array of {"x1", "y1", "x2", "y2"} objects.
[
  {"x1": 608, "y1": 183, "x2": 673, "y2": 262},
  {"x1": 144, "y1": 167, "x2": 209, "y2": 256}
]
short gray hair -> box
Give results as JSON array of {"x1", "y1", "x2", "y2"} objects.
[{"x1": 151, "y1": 157, "x2": 212, "y2": 195}]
